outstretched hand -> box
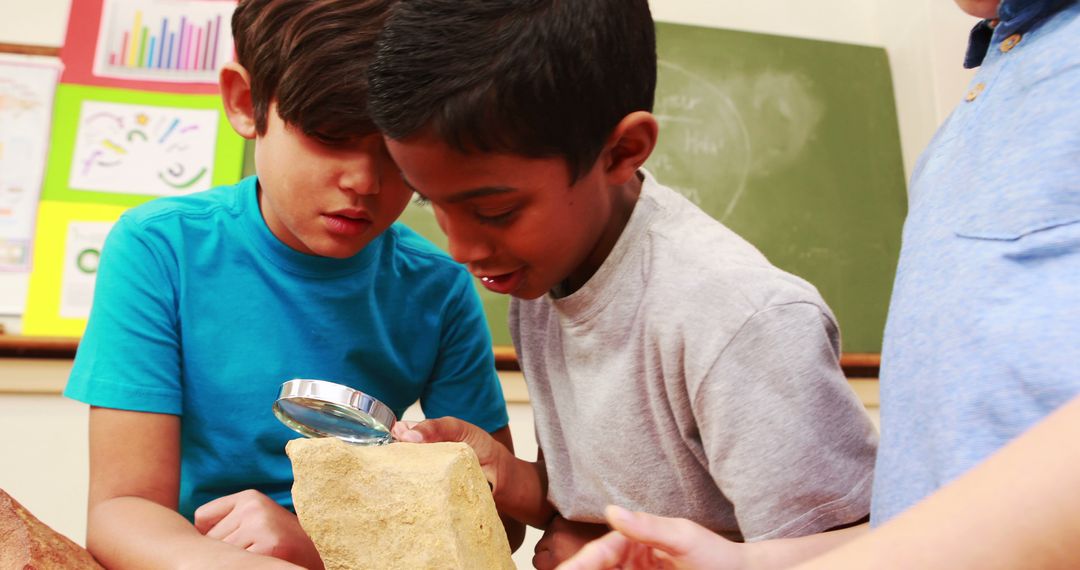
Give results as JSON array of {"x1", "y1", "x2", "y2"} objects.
[
  {"x1": 556, "y1": 505, "x2": 743, "y2": 570},
  {"x1": 392, "y1": 417, "x2": 510, "y2": 492},
  {"x1": 194, "y1": 489, "x2": 324, "y2": 569}
]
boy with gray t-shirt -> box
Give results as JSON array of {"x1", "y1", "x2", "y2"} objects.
[
  {"x1": 513, "y1": 171, "x2": 876, "y2": 542},
  {"x1": 369, "y1": 0, "x2": 877, "y2": 561}
]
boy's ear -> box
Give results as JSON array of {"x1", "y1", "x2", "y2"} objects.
[
  {"x1": 602, "y1": 111, "x2": 659, "y2": 185},
  {"x1": 219, "y1": 61, "x2": 257, "y2": 140}
]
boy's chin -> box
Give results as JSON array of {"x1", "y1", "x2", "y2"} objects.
[{"x1": 308, "y1": 239, "x2": 374, "y2": 259}]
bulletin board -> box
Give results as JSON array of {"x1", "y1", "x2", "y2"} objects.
[{"x1": 14, "y1": 0, "x2": 244, "y2": 337}]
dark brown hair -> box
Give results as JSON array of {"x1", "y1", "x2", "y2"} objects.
[
  {"x1": 231, "y1": 0, "x2": 396, "y2": 139},
  {"x1": 368, "y1": 0, "x2": 656, "y2": 182}
]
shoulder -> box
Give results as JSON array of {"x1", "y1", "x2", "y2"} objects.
[
  {"x1": 117, "y1": 179, "x2": 248, "y2": 237},
  {"x1": 383, "y1": 223, "x2": 472, "y2": 282},
  {"x1": 1001, "y1": 5, "x2": 1080, "y2": 111},
  {"x1": 639, "y1": 178, "x2": 832, "y2": 327}
]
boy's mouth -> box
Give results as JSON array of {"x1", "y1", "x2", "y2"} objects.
[
  {"x1": 322, "y1": 210, "x2": 372, "y2": 236},
  {"x1": 477, "y1": 269, "x2": 524, "y2": 295}
]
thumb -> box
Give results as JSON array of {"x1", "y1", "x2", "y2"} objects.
[
  {"x1": 604, "y1": 505, "x2": 698, "y2": 557},
  {"x1": 408, "y1": 417, "x2": 485, "y2": 446}
]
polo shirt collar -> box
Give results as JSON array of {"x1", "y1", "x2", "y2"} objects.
[{"x1": 963, "y1": 0, "x2": 1074, "y2": 68}]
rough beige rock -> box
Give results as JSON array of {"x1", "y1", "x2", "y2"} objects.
[
  {"x1": 0, "y1": 488, "x2": 105, "y2": 570},
  {"x1": 287, "y1": 438, "x2": 515, "y2": 570}
]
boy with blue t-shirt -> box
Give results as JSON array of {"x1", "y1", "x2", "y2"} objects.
[
  {"x1": 64, "y1": 1, "x2": 516, "y2": 568},
  {"x1": 370, "y1": 0, "x2": 879, "y2": 566}
]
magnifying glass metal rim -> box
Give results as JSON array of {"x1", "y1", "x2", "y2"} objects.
[{"x1": 273, "y1": 378, "x2": 397, "y2": 445}]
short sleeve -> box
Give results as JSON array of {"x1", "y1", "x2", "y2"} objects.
[
  {"x1": 418, "y1": 269, "x2": 509, "y2": 433},
  {"x1": 695, "y1": 302, "x2": 878, "y2": 541},
  {"x1": 64, "y1": 215, "x2": 183, "y2": 414}
]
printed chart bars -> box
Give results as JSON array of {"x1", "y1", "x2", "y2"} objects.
[
  {"x1": 93, "y1": 0, "x2": 237, "y2": 84},
  {"x1": 108, "y1": 13, "x2": 223, "y2": 73}
]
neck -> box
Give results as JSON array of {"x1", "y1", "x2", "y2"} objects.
[{"x1": 559, "y1": 172, "x2": 643, "y2": 296}]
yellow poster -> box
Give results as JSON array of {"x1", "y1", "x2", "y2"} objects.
[{"x1": 22, "y1": 200, "x2": 128, "y2": 337}]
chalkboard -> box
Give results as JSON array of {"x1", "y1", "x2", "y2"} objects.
[
  {"x1": 244, "y1": 22, "x2": 907, "y2": 352},
  {"x1": 645, "y1": 22, "x2": 906, "y2": 353}
]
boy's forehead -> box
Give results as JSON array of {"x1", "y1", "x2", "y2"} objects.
[{"x1": 386, "y1": 136, "x2": 566, "y2": 197}]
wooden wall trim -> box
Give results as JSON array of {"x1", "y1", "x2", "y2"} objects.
[
  {"x1": 0, "y1": 43, "x2": 60, "y2": 57},
  {"x1": 0, "y1": 336, "x2": 882, "y2": 377}
]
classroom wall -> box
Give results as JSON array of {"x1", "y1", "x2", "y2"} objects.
[
  {"x1": 0, "y1": 0, "x2": 69, "y2": 47},
  {"x1": 0, "y1": 0, "x2": 972, "y2": 566}
]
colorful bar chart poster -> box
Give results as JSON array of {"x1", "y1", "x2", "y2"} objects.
[
  {"x1": 68, "y1": 100, "x2": 219, "y2": 196},
  {"x1": 92, "y1": 0, "x2": 237, "y2": 85}
]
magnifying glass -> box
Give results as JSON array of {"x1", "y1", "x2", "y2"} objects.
[{"x1": 272, "y1": 379, "x2": 398, "y2": 445}]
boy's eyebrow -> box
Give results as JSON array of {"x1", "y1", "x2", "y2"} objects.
[{"x1": 400, "y1": 174, "x2": 516, "y2": 203}]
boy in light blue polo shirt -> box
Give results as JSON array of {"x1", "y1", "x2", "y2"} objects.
[
  {"x1": 63, "y1": 1, "x2": 515, "y2": 568},
  {"x1": 871, "y1": 0, "x2": 1080, "y2": 524}
]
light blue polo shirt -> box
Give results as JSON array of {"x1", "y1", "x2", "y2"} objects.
[
  {"x1": 65, "y1": 176, "x2": 509, "y2": 519},
  {"x1": 871, "y1": 0, "x2": 1080, "y2": 524}
]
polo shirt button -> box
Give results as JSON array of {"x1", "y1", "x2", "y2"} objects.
[
  {"x1": 965, "y1": 82, "x2": 986, "y2": 102},
  {"x1": 1000, "y1": 33, "x2": 1022, "y2": 52}
]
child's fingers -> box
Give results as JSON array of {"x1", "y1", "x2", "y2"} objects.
[
  {"x1": 193, "y1": 493, "x2": 240, "y2": 535},
  {"x1": 603, "y1": 505, "x2": 697, "y2": 557},
  {"x1": 202, "y1": 509, "x2": 243, "y2": 541},
  {"x1": 410, "y1": 417, "x2": 485, "y2": 446},
  {"x1": 223, "y1": 525, "x2": 257, "y2": 550},
  {"x1": 390, "y1": 420, "x2": 421, "y2": 442}
]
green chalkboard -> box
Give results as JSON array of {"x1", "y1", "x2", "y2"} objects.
[
  {"x1": 244, "y1": 22, "x2": 907, "y2": 352},
  {"x1": 646, "y1": 22, "x2": 907, "y2": 353}
]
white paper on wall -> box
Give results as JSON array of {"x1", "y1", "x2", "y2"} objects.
[
  {"x1": 68, "y1": 100, "x2": 219, "y2": 196},
  {"x1": 59, "y1": 221, "x2": 114, "y2": 319}
]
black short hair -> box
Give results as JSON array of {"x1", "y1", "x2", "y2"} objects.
[
  {"x1": 367, "y1": 0, "x2": 656, "y2": 182},
  {"x1": 232, "y1": 0, "x2": 397, "y2": 139}
]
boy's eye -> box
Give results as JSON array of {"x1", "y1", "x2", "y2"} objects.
[
  {"x1": 311, "y1": 132, "x2": 353, "y2": 147},
  {"x1": 475, "y1": 207, "x2": 516, "y2": 225}
]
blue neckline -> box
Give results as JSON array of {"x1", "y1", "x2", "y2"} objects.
[{"x1": 237, "y1": 176, "x2": 384, "y2": 279}]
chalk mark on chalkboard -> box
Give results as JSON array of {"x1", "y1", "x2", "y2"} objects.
[{"x1": 651, "y1": 60, "x2": 753, "y2": 222}]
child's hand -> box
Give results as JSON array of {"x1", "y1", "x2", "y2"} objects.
[
  {"x1": 532, "y1": 515, "x2": 611, "y2": 570},
  {"x1": 194, "y1": 489, "x2": 325, "y2": 570},
  {"x1": 556, "y1": 505, "x2": 744, "y2": 570},
  {"x1": 392, "y1": 417, "x2": 509, "y2": 492}
]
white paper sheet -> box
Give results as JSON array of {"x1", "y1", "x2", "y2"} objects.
[
  {"x1": 68, "y1": 100, "x2": 219, "y2": 196},
  {"x1": 0, "y1": 55, "x2": 62, "y2": 315},
  {"x1": 59, "y1": 221, "x2": 114, "y2": 319}
]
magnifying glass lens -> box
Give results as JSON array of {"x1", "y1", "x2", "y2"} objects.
[{"x1": 273, "y1": 379, "x2": 397, "y2": 446}]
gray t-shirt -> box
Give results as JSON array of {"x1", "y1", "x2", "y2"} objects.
[{"x1": 510, "y1": 172, "x2": 878, "y2": 541}]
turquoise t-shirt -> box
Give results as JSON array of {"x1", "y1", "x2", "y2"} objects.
[{"x1": 65, "y1": 176, "x2": 509, "y2": 519}]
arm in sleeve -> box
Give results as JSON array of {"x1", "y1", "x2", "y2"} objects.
[
  {"x1": 64, "y1": 215, "x2": 183, "y2": 414},
  {"x1": 694, "y1": 302, "x2": 878, "y2": 541}
]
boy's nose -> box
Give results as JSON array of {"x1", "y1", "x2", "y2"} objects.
[
  {"x1": 338, "y1": 155, "x2": 380, "y2": 196},
  {"x1": 439, "y1": 216, "x2": 495, "y2": 265},
  {"x1": 339, "y1": 137, "x2": 389, "y2": 195}
]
